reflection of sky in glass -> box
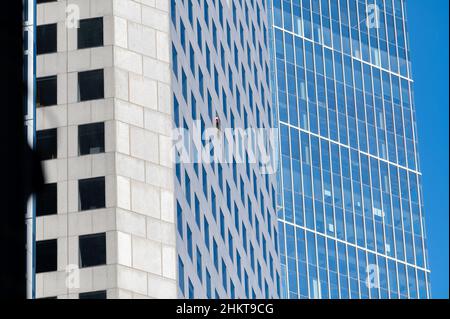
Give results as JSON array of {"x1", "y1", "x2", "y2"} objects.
[{"x1": 271, "y1": 0, "x2": 430, "y2": 299}]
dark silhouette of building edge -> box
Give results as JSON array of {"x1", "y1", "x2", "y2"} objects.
[{"x1": 0, "y1": 1, "x2": 43, "y2": 299}]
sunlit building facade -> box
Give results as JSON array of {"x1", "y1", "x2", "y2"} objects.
[
  {"x1": 171, "y1": 0, "x2": 281, "y2": 298},
  {"x1": 28, "y1": 0, "x2": 280, "y2": 299}
]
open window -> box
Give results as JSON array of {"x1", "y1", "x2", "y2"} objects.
[
  {"x1": 36, "y1": 76, "x2": 57, "y2": 107},
  {"x1": 36, "y1": 239, "x2": 57, "y2": 273},
  {"x1": 79, "y1": 233, "x2": 106, "y2": 268},
  {"x1": 78, "y1": 69, "x2": 104, "y2": 101},
  {"x1": 78, "y1": 177, "x2": 105, "y2": 211},
  {"x1": 78, "y1": 122, "x2": 104, "y2": 155},
  {"x1": 36, "y1": 23, "x2": 57, "y2": 55},
  {"x1": 36, "y1": 128, "x2": 57, "y2": 160},
  {"x1": 78, "y1": 17, "x2": 103, "y2": 49},
  {"x1": 36, "y1": 183, "x2": 57, "y2": 217}
]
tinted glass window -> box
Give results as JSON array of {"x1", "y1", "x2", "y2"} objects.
[
  {"x1": 36, "y1": 128, "x2": 57, "y2": 160},
  {"x1": 78, "y1": 177, "x2": 105, "y2": 211},
  {"x1": 36, "y1": 24, "x2": 57, "y2": 55},
  {"x1": 36, "y1": 76, "x2": 57, "y2": 107},
  {"x1": 36, "y1": 183, "x2": 57, "y2": 217},
  {"x1": 79, "y1": 233, "x2": 106, "y2": 268},
  {"x1": 36, "y1": 239, "x2": 57, "y2": 273},
  {"x1": 79, "y1": 290, "x2": 107, "y2": 299},
  {"x1": 78, "y1": 69, "x2": 104, "y2": 101},
  {"x1": 78, "y1": 17, "x2": 103, "y2": 49},
  {"x1": 78, "y1": 122, "x2": 104, "y2": 155}
]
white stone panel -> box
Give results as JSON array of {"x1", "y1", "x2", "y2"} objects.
[
  {"x1": 117, "y1": 231, "x2": 132, "y2": 267},
  {"x1": 116, "y1": 208, "x2": 146, "y2": 237},
  {"x1": 113, "y1": 0, "x2": 142, "y2": 23},
  {"x1": 160, "y1": 189, "x2": 175, "y2": 223},
  {"x1": 130, "y1": 180, "x2": 160, "y2": 218},
  {"x1": 115, "y1": 99, "x2": 144, "y2": 128},
  {"x1": 145, "y1": 162, "x2": 173, "y2": 190},
  {"x1": 129, "y1": 126, "x2": 159, "y2": 163},
  {"x1": 128, "y1": 22, "x2": 157, "y2": 58},
  {"x1": 132, "y1": 236, "x2": 161, "y2": 275},
  {"x1": 129, "y1": 73, "x2": 158, "y2": 109},
  {"x1": 143, "y1": 108, "x2": 172, "y2": 136},
  {"x1": 117, "y1": 265, "x2": 148, "y2": 295},
  {"x1": 114, "y1": 46, "x2": 142, "y2": 74},
  {"x1": 116, "y1": 153, "x2": 146, "y2": 182},
  {"x1": 147, "y1": 274, "x2": 177, "y2": 299},
  {"x1": 141, "y1": 5, "x2": 169, "y2": 32},
  {"x1": 143, "y1": 56, "x2": 170, "y2": 84},
  {"x1": 115, "y1": 121, "x2": 130, "y2": 155},
  {"x1": 116, "y1": 176, "x2": 131, "y2": 210},
  {"x1": 161, "y1": 245, "x2": 176, "y2": 280},
  {"x1": 113, "y1": 16, "x2": 128, "y2": 48}
]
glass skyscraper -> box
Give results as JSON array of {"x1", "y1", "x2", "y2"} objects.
[{"x1": 269, "y1": 0, "x2": 431, "y2": 298}]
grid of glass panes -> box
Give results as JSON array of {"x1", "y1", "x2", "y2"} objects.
[
  {"x1": 270, "y1": 0, "x2": 430, "y2": 298},
  {"x1": 171, "y1": 0, "x2": 281, "y2": 298}
]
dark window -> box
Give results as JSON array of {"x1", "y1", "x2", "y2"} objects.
[
  {"x1": 36, "y1": 128, "x2": 57, "y2": 160},
  {"x1": 79, "y1": 177, "x2": 105, "y2": 211},
  {"x1": 36, "y1": 239, "x2": 57, "y2": 273},
  {"x1": 79, "y1": 290, "x2": 107, "y2": 299},
  {"x1": 36, "y1": 183, "x2": 57, "y2": 217},
  {"x1": 36, "y1": 76, "x2": 57, "y2": 107},
  {"x1": 79, "y1": 233, "x2": 106, "y2": 268},
  {"x1": 78, "y1": 69, "x2": 104, "y2": 101},
  {"x1": 37, "y1": 24, "x2": 57, "y2": 55},
  {"x1": 78, "y1": 17, "x2": 103, "y2": 49},
  {"x1": 37, "y1": 0, "x2": 58, "y2": 3},
  {"x1": 24, "y1": 30, "x2": 28, "y2": 51},
  {"x1": 78, "y1": 122, "x2": 105, "y2": 155}
]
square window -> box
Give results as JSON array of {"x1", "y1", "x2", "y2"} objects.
[
  {"x1": 78, "y1": 17, "x2": 103, "y2": 49},
  {"x1": 78, "y1": 177, "x2": 105, "y2": 211},
  {"x1": 78, "y1": 69, "x2": 104, "y2": 101},
  {"x1": 36, "y1": 24, "x2": 57, "y2": 55},
  {"x1": 79, "y1": 233, "x2": 106, "y2": 268},
  {"x1": 36, "y1": 76, "x2": 57, "y2": 107},
  {"x1": 36, "y1": 128, "x2": 57, "y2": 160},
  {"x1": 36, "y1": 183, "x2": 57, "y2": 217},
  {"x1": 36, "y1": 239, "x2": 57, "y2": 273},
  {"x1": 79, "y1": 290, "x2": 107, "y2": 299},
  {"x1": 78, "y1": 122, "x2": 105, "y2": 155}
]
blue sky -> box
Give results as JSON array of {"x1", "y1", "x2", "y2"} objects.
[{"x1": 407, "y1": 0, "x2": 449, "y2": 298}]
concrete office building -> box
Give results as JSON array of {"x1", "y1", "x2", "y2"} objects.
[{"x1": 29, "y1": 0, "x2": 280, "y2": 299}]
